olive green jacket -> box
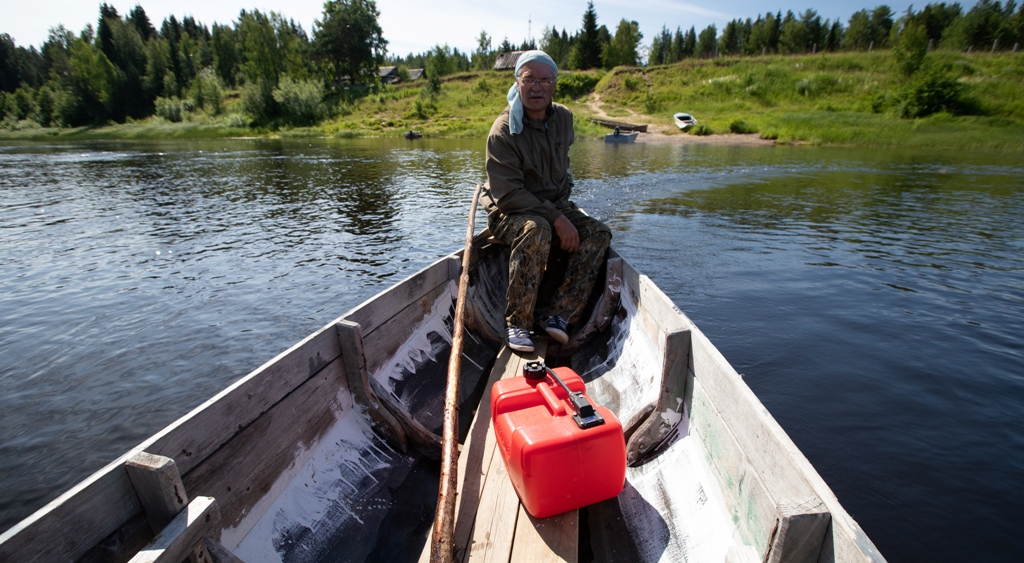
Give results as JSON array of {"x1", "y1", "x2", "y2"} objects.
[{"x1": 482, "y1": 102, "x2": 577, "y2": 226}]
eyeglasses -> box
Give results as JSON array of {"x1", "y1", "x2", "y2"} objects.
[{"x1": 519, "y1": 77, "x2": 556, "y2": 87}]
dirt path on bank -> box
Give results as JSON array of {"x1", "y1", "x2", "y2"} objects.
[{"x1": 580, "y1": 92, "x2": 775, "y2": 146}]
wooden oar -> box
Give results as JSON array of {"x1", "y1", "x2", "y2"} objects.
[{"x1": 431, "y1": 183, "x2": 483, "y2": 563}]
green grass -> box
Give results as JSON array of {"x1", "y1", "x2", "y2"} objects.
[
  {"x1": 0, "y1": 122, "x2": 254, "y2": 140},
  {"x1": 4, "y1": 51, "x2": 1023, "y2": 151},
  {"x1": 597, "y1": 50, "x2": 1024, "y2": 150}
]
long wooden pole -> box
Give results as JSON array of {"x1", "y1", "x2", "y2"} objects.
[{"x1": 431, "y1": 183, "x2": 482, "y2": 563}]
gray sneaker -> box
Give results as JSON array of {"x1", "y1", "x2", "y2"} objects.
[{"x1": 506, "y1": 326, "x2": 535, "y2": 353}]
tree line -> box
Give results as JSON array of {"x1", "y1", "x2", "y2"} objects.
[
  {"x1": 2, "y1": 0, "x2": 1023, "y2": 127},
  {"x1": 0, "y1": 0, "x2": 387, "y2": 127},
  {"x1": 652, "y1": 0, "x2": 1024, "y2": 64}
]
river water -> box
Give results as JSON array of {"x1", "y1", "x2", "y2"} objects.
[{"x1": 1, "y1": 138, "x2": 1021, "y2": 561}]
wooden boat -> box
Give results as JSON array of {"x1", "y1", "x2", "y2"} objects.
[
  {"x1": 0, "y1": 234, "x2": 886, "y2": 563},
  {"x1": 605, "y1": 129, "x2": 638, "y2": 144},
  {"x1": 585, "y1": 117, "x2": 648, "y2": 133},
  {"x1": 404, "y1": 130, "x2": 422, "y2": 139},
  {"x1": 674, "y1": 112, "x2": 697, "y2": 130}
]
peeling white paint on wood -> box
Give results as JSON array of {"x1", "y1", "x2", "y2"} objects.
[
  {"x1": 231, "y1": 404, "x2": 394, "y2": 562},
  {"x1": 620, "y1": 430, "x2": 737, "y2": 563},
  {"x1": 578, "y1": 275, "x2": 740, "y2": 562},
  {"x1": 576, "y1": 278, "x2": 662, "y2": 433},
  {"x1": 370, "y1": 280, "x2": 456, "y2": 403},
  {"x1": 216, "y1": 385, "x2": 354, "y2": 553}
]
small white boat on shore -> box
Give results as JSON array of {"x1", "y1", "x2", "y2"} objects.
[{"x1": 674, "y1": 112, "x2": 698, "y2": 130}]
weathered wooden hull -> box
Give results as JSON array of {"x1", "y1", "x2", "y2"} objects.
[{"x1": 0, "y1": 238, "x2": 886, "y2": 563}]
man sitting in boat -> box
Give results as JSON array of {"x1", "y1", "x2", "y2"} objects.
[{"x1": 481, "y1": 50, "x2": 612, "y2": 353}]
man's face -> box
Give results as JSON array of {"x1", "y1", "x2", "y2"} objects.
[{"x1": 517, "y1": 62, "x2": 557, "y2": 117}]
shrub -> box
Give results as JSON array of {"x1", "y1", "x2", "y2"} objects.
[
  {"x1": 11, "y1": 86, "x2": 35, "y2": 121},
  {"x1": 240, "y1": 79, "x2": 276, "y2": 121},
  {"x1": 333, "y1": 100, "x2": 353, "y2": 117},
  {"x1": 642, "y1": 93, "x2": 660, "y2": 113},
  {"x1": 729, "y1": 119, "x2": 757, "y2": 133},
  {"x1": 155, "y1": 96, "x2": 193, "y2": 122},
  {"x1": 556, "y1": 72, "x2": 600, "y2": 100},
  {"x1": 892, "y1": 21, "x2": 929, "y2": 77},
  {"x1": 413, "y1": 98, "x2": 436, "y2": 119},
  {"x1": 35, "y1": 88, "x2": 55, "y2": 126},
  {"x1": 623, "y1": 75, "x2": 645, "y2": 91},
  {"x1": 422, "y1": 72, "x2": 443, "y2": 98},
  {"x1": 895, "y1": 64, "x2": 965, "y2": 118},
  {"x1": 272, "y1": 76, "x2": 326, "y2": 125},
  {"x1": 690, "y1": 123, "x2": 713, "y2": 135},
  {"x1": 473, "y1": 76, "x2": 495, "y2": 95},
  {"x1": 189, "y1": 68, "x2": 224, "y2": 115},
  {"x1": 226, "y1": 113, "x2": 249, "y2": 128}
]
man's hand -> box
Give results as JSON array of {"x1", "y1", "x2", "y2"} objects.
[{"x1": 553, "y1": 215, "x2": 579, "y2": 252}]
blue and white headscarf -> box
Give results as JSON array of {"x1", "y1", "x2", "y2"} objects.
[{"x1": 507, "y1": 50, "x2": 559, "y2": 135}]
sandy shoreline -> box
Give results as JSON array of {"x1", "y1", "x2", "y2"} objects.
[{"x1": 632, "y1": 130, "x2": 777, "y2": 146}]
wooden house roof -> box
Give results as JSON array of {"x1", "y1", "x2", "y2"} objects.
[{"x1": 493, "y1": 51, "x2": 524, "y2": 71}]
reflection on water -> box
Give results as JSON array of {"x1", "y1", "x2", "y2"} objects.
[
  {"x1": 1, "y1": 139, "x2": 1022, "y2": 562},
  {"x1": 0, "y1": 138, "x2": 486, "y2": 536},
  {"x1": 613, "y1": 154, "x2": 1024, "y2": 563}
]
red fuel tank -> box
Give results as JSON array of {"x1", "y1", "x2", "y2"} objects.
[{"x1": 491, "y1": 364, "x2": 626, "y2": 518}]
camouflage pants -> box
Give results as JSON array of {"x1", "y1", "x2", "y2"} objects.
[{"x1": 490, "y1": 209, "x2": 611, "y2": 330}]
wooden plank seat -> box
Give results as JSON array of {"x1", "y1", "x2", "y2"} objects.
[{"x1": 420, "y1": 338, "x2": 578, "y2": 563}]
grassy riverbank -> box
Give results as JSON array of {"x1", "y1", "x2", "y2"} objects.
[{"x1": 3, "y1": 51, "x2": 1023, "y2": 151}]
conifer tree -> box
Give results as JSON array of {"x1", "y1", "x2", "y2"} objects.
[
  {"x1": 211, "y1": 24, "x2": 238, "y2": 87},
  {"x1": 684, "y1": 27, "x2": 697, "y2": 57},
  {"x1": 650, "y1": 25, "x2": 672, "y2": 65},
  {"x1": 313, "y1": 0, "x2": 387, "y2": 84},
  {"x1": 671, "y1": 27, "x2": 685, "y2": 61},
  {"x1": 570, "y1": 2, "x2": 602, "y2": 69},
  {"x1": 697, "y1": 24, "x2": 717, "y2": 58},
  {"x1": 128, "y1": 5, "x2": 156, "y2": 41},
  {"x1": 0, "y1": 34, "x2": 19, "y2": 93},
  {"x1": 825, "y1": 19, "x2": 845, "y2": 51}
]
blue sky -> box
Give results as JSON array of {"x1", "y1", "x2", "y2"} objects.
[{"x1": 6, "y1": 0, "x2": 978, "y2": 57}]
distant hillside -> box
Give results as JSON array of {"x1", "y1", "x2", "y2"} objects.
[
  {"x1": 321, "y1": 50, "x2": 1024, "y2": 151},
  {"x1": 3, "y1": 51, "x2": 1023, "y2": 151}
]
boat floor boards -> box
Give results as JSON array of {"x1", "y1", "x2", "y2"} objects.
[{"x1": 418, "y1": 338, "x2": 578, "y2": 563}]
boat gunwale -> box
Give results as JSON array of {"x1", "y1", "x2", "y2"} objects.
[
  {"x1": 607, "y1": 254, "x2": 884, "y2": 563},
  {"x1": 0, "y1": 252, "x2": 462, "y2": 563},
  {"x1": 0, "y1": 247, "x2": 885, "y2": 563}
]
